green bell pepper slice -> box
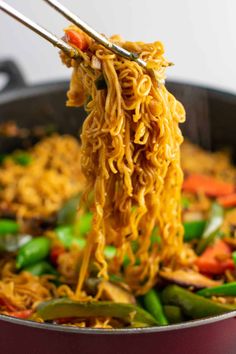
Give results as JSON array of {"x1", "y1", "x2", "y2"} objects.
[
  {"x1": 184, "y1": 220, "x2": 206, "y2": 242},
  {"x1": 37, "y1": 298, "x2": 157, "y2": 327}
]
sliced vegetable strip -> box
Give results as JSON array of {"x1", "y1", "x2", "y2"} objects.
[
  {"x1": 196, "y1": 203, "x2": 224, "y2": 255},
  {"x1": 196, "y1": 239, "x2": 234, "y2": 275},
  {"x1": 183, "y1": 174, "x2": 234, "y2": 197},
  {"x1": 37, "y1": 299, "x2": 157, "y2": 327},
  {"x1": 162, "y1": 285, "x2": 236, "y2": 319},
  {"x1": 198, "y1": 282, "x2": 236, "y2": 297},
  {"x1": 217, "y1": 193, "x2": 236, "y2": 208},
  {"x1": 143, "y1": 289, "x2": 168, "y2": 325},
  {"x1": 65, "y1": 28, "x2": 90, "y2": 51},
  {"x1": 0, "y1": 219, "x2": 19, "y2": 235},
  {"x1": 183, "y1": 220, "x2": 206, "y2": 241}
]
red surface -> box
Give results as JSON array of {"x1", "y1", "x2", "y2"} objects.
[{"x1": 0, "y1": 317, "x2": 236, "y2": 354}]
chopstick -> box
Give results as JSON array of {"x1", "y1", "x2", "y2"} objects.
[
  {"x1": 43, "y1": 0, "x2": 147, "y2": 68},
  {"x1": 0, "y1": 0, "x2": 79, "y2": 59},
  {"x1": 0, "y1": 0, "x2": 147, "y2": 68}
]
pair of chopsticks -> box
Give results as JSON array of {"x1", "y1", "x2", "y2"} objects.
[{"x1": 0, "y1": 0, "x2": 147, "y2": 68}]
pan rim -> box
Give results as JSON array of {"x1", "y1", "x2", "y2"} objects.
[{"x1": 0, "y1": 309, "x2": 236, "y2": 335}]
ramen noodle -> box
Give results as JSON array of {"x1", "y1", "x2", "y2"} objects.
[{"x1": 63, "y1": 27, "x2": 185, "y2": 295}]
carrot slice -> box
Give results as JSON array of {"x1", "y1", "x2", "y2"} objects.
[
  {"x1": 196, "y1": 239, "x2": 234, "y2": 275},
  {"x1": 217, "y1": 193, "x2": 236, "y2": 208},
  {"x1": 183, "y1": 174, "x2": 234, "y2": 197},
  {"x1": 65, "y1": 29, "x2": 89, "y2": 51}
]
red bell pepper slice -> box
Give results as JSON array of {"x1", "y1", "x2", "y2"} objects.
[
  {"x1": 8, "y1": 309, "x2": 33, "y2": 319},
  {"x1": 50, "y1": 245, "x2": 65, "y2": 266},
  {"x1": 183, "y1": 174, "x2": 234, "y2": 197},
  {"x1": 217, "y1": 193, "x2": 236, "y2": 208},
  {"x1": 65, "y1": 29, "x2": 89, "y2": 51},
  {"x1": 196, "y1": 239, "x2": 234, "y2": 275}
]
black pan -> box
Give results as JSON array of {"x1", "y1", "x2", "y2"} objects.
[{"x1": 0, "y1": 60, "x2": 236, "y2": 354}]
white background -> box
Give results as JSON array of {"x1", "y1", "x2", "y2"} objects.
[{"x1": 0, "y1": 0, "x2": 236, "y2": 93}]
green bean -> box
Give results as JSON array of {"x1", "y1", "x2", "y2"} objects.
[
  {"x1": 143, "y1": 289, "x2": 168, "y2": 325},
  {"x1": 24, "y1": 260, "x2": 58, "y2": 276},
  {"x1": 163, "y1": 305, "x2": 183, "y2": 324},
  {"x1": 197, "y1": 282, "x2": 236, "y2": 297},
  {"x1": 0, "y1": 219, "x2": 19, "y2": 235},
  {"x1": 16, "y1": 237, "x2": 51, "y2": 269},
  {"x1": 162, "y1": 285, "x2": 236, "y2": 319}
]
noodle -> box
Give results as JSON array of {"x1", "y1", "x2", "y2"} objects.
[{"x1": 64, "y1": 29, "x2": 185, "y2": 295}]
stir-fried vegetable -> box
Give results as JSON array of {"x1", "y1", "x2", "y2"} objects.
[
  {"x1": 217, "y1": 193, "x2": 236, "y2": 208},
  {"x1": 65, "y1": 28, "x2": 89, "y2": 51},
  {"x1": 196, "y1": 203, "x2": 224, "y2": 255},
  {"x1": 183, "y1": 174, "x2": 234, "y2": 197},
  {"x1": 24, "y1": 260, "x2": 58, "y2": 276},
  {"x1": 57, "y1": 195, "x2": 81, "y2": 225},
  {"x1": 184, "y1": 220, "x2": 206, "y2": 241},
  {"x1": 12, "y1": 152, "x2": 32, "y2": 166},
  {"x1": 197, "y1": 282, "x2": 236, "y2": 297},
  {"x1": 0, "y1": 219, "x2": 19, "y2": 235},
  {"x1": 162, "y1": 285, "x2": 236, "y2": 319},
  {"x1": 196, "y1": 239, "x2": 234, "y2": 274},
  {"x1": 37, "y1": 298, "x2": 157, "y2": 327},
  {"x1": 16, "y1": 237, "x2": 51, "y2": 269},
  {"x1": 143, "y1": 289, "x2": 168, "y2": 325},
  {"x1": 163, "y1": 305, "x2": 183, "y2": 324}
]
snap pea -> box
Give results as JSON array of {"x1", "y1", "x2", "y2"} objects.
[
  {"x1": 197, "y1": 282, "x2": 236, "y2": 297},
  {"x1": 163, "y1": 305, "x2": 183, "y2": 324},
  {"x1": 184, "y1": 220, "x2": 206, "y2": 242},
  {"x1": 143, "y1": 289, "x2": 168, "y2": 325},
  {"x1": 162, "y1": 285, "x2": 236, "y2": 319},
  {"x1": 16, "y1": 237, "x2": 51, "y2": 269},
  {"x1": 37, "y1": 298, "x2": 157, "y2": 327},
  {"x1": 196, "y1": 203, "x2": 224, "y2": 255},
  {"x1": 57, "y1": 195, "x2": 81, "y2": 225},
  {"x1": 0, "y1": 219, "x2": 19, "y2": 235},
  {"x1": 24, "y1": 260, "x2": 58, "y2": 276}
]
